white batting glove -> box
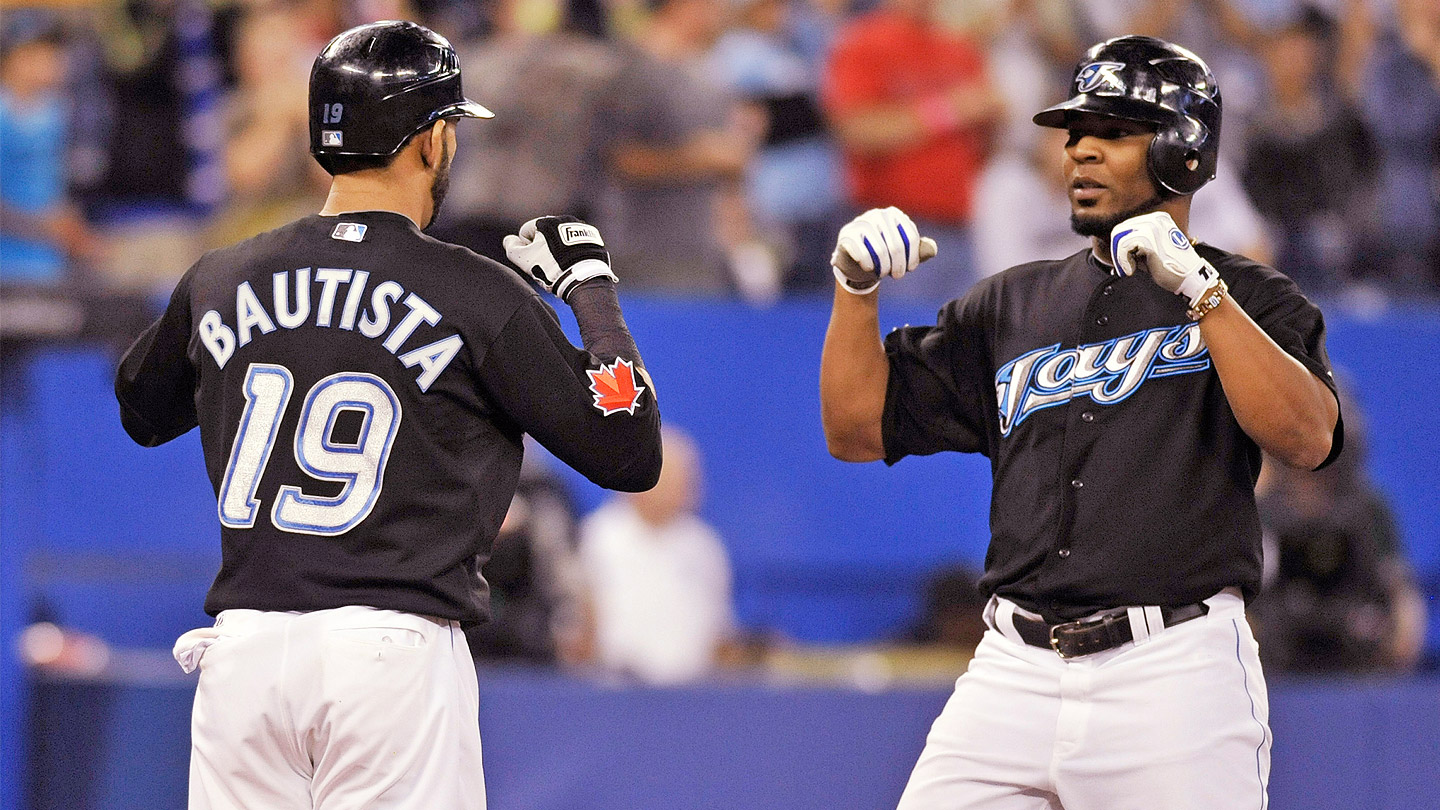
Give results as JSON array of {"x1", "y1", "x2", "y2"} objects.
[
  {"x1": 831, "y1": 207, "x2": 921, "y2": 294},
  {"x1": 1110, "y1": 211, "x2": 1221, "y2": 308},
  {"x1": 503, "y1": 215, "x2": 619, "y2": 302}
]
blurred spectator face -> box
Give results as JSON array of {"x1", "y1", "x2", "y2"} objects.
[
  {"x1": 1399, "y1": 0, "x2": 1440, "y2": 27},
  {"x1": 237, "y1": 12, "x2": 296, "y2": 86},
  {"x1": 1062, "y1": 113, "x2": 1161, "y2": 238},
  {"x1": 737, "y1": 0, "x2": 785, "y2": 33},
  {"x1": 628, "y1": 430, "x2": 701, "y2": 527},
  {"x1": 0, "y1": 38, "x2": 64, "y2": 104},
  {"x1": 684, "y1": 0, "x2": 731, "y2": 46},
  {"x1": 1264, "y1": 27, "x2": 1321, "y2": 102}
]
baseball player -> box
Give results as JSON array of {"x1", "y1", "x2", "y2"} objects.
[
  {"x1": 820, "y1": 36, "x2": 1343, "y2": 808},
  {"x1": 114, "y1": 21, "x2": 662, "y2": 810}
]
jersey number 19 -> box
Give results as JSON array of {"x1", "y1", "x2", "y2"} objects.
[{"x1": 218, "y1": 363, "x2": 401, "y2": 536}]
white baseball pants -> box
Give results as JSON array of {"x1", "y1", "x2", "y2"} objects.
[
  {"x1": 175, "y1": 606, "x2": 486, "y2": 810},
  {"x1": 896, "y1": 589, "x2": 1270, "y2": 810}
]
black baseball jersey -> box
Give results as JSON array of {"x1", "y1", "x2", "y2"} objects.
[
  {"x1": 882, "y1": 244, "x2": 1343, "y2": 622},
  {"x1": 116, "y1": 211, "x2": 662, "y2": 623}
]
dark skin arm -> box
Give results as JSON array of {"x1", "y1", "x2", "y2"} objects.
[
  {"x1": 1196, "y1": 295, "x2": 1339, "y2": 470},
  {"x1": 819, "y1": 283, "x2": 887, "y2": 462}
]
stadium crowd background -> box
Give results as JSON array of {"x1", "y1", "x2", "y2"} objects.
[
  {"x1": 2, "y1": 0, "x2": 1437, "y2": 302},
  {"x1": 2, "y1": 0, "x2": 1439, "y2": 808}
]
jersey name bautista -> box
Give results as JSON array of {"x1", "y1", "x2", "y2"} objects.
[
  {"x1": 198, "y1": 268, "x2": 462, "y2": 392},
  {"x1": 995, "y1": 323, "x2": 1209, "y2": 436}
]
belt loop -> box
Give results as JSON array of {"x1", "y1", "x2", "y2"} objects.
[
  {"x1": 1126, "y1": 606, "x2": 1151, "y2": 646},
  {"x1": 994, "y1": 599, "x2": 1025, "y2": 646},
  {"x1": 1143, "y1": 605, "x2": 1164, "y2": 637}
]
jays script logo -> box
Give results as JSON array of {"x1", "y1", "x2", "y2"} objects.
[
  {"x1": 1076, "y1": 61, "x2": 1127, "y2": 95},
  {"x1": 995, "y1": 323, "x2": 1210, "y2": 436}
]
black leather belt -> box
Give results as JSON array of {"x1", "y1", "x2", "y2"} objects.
[{"x1": 1010, "y1": 603, "x2": 1209, "y2": 658}]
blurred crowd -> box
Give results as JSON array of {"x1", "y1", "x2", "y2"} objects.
[{"x1": 2, "y1": 0, "x2": 1439, "y2": 306}]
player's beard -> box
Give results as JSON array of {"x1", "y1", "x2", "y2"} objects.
[
  {"x1": 1070, "y1": 191, "x2": 1167, "y2": 239},
  {"x1": 424, "y1": 138, "x2": 452, "y2": 231}
]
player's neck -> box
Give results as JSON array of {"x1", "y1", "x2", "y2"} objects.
[{"x1": 320, "y1": 172, "x2": 430, "y2": 229}]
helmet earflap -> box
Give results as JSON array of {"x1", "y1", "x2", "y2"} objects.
[{"x1": 1146, "y1": 101, "x2": 1218, "y2": 195}]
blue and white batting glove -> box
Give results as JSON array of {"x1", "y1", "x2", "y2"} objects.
[
  {"x1": 1110, "y1": 211, "x2": 1221, "y2": 308},
  {"x1": 503, "y1": 215, "x2": 619, "y2": 302},
  {"x1": 831, "y1": 206, "x2": 921, "y2": 295}
]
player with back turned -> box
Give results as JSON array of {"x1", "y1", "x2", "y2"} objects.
[
  {"x1": 114, "y1": 21, "x2": 662, "y2": 810},
  {"x1": 821, "y1": 37, "x2": 1343, "y2": 808}
]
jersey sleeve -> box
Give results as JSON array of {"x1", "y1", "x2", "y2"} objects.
[
  {"x1": 1227, "y1": 258, "x2": 1346, "y2": 469},
  {"x1": 881, "y1": 294, "x2": 992, "y2": 464},
  {"x1": 474, "y1": 294, "x2": 662, "y2": 492},
  {"x1": 114, "y1": 268, "x2": 199, "y2": 447}
]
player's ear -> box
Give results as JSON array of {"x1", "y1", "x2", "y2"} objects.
[{"x1": 419, "y1": 120, "x2": 446, "y2": 170}]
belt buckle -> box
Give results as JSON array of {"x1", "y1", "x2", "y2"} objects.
[{"x1": 1048, "y1": 620, "x2": 1083, "y2": 659}]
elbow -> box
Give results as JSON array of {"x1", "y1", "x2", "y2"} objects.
[
  {"x1": 1270, "y1": 422, "x2": 1336, "y2": 471},
  {"x1": 1297, "y1": 429, "x2": 1336, "y2": 471},
  {"x1": 588, "y1": 437, "x2": 663, "y2": 492},
  {"x1": 823, "y1": 426, "x2": 884, "y2": 464}
]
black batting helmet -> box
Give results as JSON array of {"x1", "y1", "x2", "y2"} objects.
[
  {"x1": 309, "y1": 20, "x2": 492, "y2": 170},
  {"x1": 1034, "y1": 36, "x2": 1221, "y2": 196}
]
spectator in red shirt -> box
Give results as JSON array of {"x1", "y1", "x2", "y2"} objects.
[{"x1": 821, "y1": 0, "x2": 1002, "y2": 301}]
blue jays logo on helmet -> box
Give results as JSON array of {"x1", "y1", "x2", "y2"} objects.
[{"x1": 1076, "y1": 62, "x2": 1127, "y2": 95}]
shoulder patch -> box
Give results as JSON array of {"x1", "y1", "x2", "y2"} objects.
[
  {"x1": 331, "y1": 222, "x2": 367, "y2": 242},
  {"x1": 586, "y1": 358, "x2": 645, "y2": 415}
]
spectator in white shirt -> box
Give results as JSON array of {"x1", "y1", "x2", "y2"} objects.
[{"x1": 578, "y1": 427, "x2": 735, "y2": 685}]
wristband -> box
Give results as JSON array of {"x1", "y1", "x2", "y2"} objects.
[
  {"x1": 832, "y1": 264, "x2": 879, "y2": 295},
  {"x1": 1186, "y1": 278, "x2": 1228, "y2": 321}
]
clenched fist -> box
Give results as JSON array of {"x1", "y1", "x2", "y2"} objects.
[
  {"x1": 504, "y1": 216, "x2": 619, "y2": 302},
  {"x1": 1109, "y1": 211, "x2": 1221, "y2": 308}
]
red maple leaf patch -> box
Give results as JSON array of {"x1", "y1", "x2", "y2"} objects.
[{"x1": 586, "y1": 358, "x2": 646, "y2": 416}]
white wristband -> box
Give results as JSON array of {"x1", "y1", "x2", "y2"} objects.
[{"x1": 832, "y1": 264, "x2": 879, "y2": 295}]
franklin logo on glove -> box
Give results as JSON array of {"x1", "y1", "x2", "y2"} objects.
[
  {"x1": 560, "y1": 223, "x2": 603, "y2": 246},
  {"x1": 504, "y1": 215, "x2": 618, "y2": 301}
]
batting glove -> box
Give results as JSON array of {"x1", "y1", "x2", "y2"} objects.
[
  {"x1": 831, "y1": 207, "x2": 921, "y2": 295},
  {"x1": 1110, "y1": 211, "x2": 1221, "y2": 308},
  {"x1": 504, "y1": 215, "x2": 619, "y2": 302}
]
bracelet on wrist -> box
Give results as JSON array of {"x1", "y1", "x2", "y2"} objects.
[{"x1": 1187, "y1": 278, "x2": 1228, "y2": 321}]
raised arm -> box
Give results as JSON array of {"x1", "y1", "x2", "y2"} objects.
[
  {"x1": 819, "y1": 208, "x2": 927, "y2": 462},
  {"x1": 820, "y1": 284, "x2": 888, "y2": 462},
  {"x1": 1111, "y1": 212, "x2": 1339, "y2": 470},
  {"x1": 498, "y1": 217, "x2": 664, "y2": 491}
]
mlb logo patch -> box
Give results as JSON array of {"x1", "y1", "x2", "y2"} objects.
[
  {"x1": 322, "y1": 130, "x2": 343, "y2": 147},
  {"x1": 331, "y1": 222, "x2": 367, "y2": 242}
]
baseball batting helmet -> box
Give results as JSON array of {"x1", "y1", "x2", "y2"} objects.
[
  {"x1": 1033, "y1": 36, "x2": 1221, "y2": 196},
  {"x1": 309, "y1": 20, "x2": 492, "y2": 170}
]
